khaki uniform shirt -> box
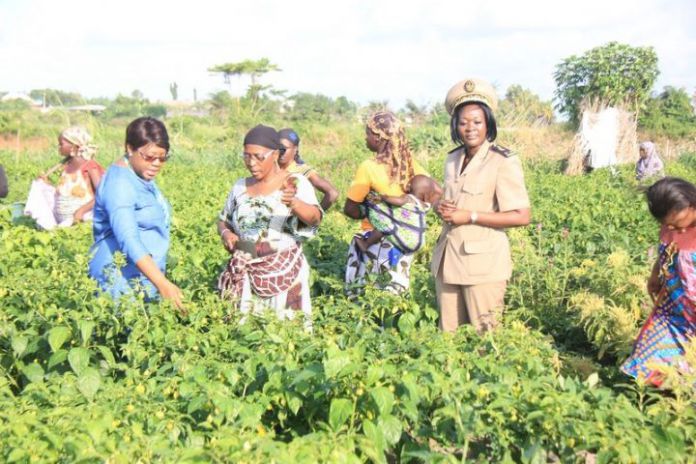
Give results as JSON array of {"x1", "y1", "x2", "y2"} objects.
[{"x1": 431, "y1": 140, "x2": 530, "y2": 285}]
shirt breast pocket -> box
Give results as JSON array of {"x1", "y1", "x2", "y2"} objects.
[
  {"x1": 460, "y1": 177, "x2": 494, "y2": 210},
  {"x1": 134, "y1": 199, "x2": 164, "y2": 227},
  {"x1": 461, "y1": 184, "x2": 483, "y2": 195},
  {"x1": 462, "y1": 240, "x2": 496, "y2": 275}
]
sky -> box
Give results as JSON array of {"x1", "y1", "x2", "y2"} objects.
[{"x1": 1, "y1": 0, "x2": 694, "y2": 109}]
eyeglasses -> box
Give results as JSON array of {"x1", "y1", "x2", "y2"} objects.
[
  {"x1": 242, "y1": 149, "x2": 276, "y2": 163},
  {"x1": 137, "y1": 148, "x2": 171, "y2": 163}
]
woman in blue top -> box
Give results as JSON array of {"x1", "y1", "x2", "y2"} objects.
[{"x1": 89, "y1": 117, "x2": 184, "y2": 309}]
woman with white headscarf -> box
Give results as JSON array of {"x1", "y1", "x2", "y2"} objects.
[
  {"x1": 636, "y1": 141, "x2": 665, "y2": 181},
  {"x1": 25, "y1": 126, "x2": 104, "y2": 229}
]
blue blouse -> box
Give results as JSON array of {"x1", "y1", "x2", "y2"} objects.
[{"x1": 88, "y1": 163, "x2": 171, "y2": 299}]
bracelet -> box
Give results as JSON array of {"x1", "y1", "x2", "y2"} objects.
[{"x1": 470, "y1": 211, "x2": 478, "y2": 224}]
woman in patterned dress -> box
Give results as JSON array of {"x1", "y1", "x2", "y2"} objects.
[
  {"x1": 217, "y1": 125, "x2": 322, "y2": 327},
  {"x1": 24, "y1": 126, "x2": 104, "y2": 229},
  {"x1": 621, "y1": 177, "x2": 696, "y2": 386}
]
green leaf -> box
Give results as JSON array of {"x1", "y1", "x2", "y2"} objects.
[
  {"x1": 238, "y1": 403, "x2": 263, "y2": 428},
  {"x1": 370, "y1": 386, "x2": 394, "y2": 416},
  {"x1": 68, "y1": 347, "x2": 90, "y2": 375},
  {"x1": 11, "y1": 335, "x2": 28, "y2": 357},
  {"x1": 48, "y1": 349, "x2": 68, "y2": 369},
  {"x1": 7, "y1": 448, "x2": 27, "y2": 463},
  {"x1": 323, "y1": 344, "x2": 352, "y2": 379},
  {"x1": 78, "y1": 320, "x2": 95, "y2": 345},
  {"x1": 378, "y1": 414, "x2": 402, "y2": 445},
  {"x1": 521, "y1": 441, "x2": 546, "y2": 464},
  {"x1": 329, "y1": 398, "x2": 353, "y2": 431},
  {"x1": 585, "y1": 372, "x2": 599, "y2": 389},
  {"x1": 363, "y1": 419, "x2": 386, "y2": 453},
  {"x1": 77, "y1": 367, "x2": 101, "y2": 400},
  {"x1": 97, "y1": 346, "x2": 116, "y2": 368},
  {"x1": 287, "y1": 393, "x2": 302, "y2": 415},
  {"x1": 21, "y1": 363, "x2": 44, "y2": 383},
  {"x1": 187, "y1": 395, "x2": 207, "y2": 415},
  {"x1": 365, "y1": 365, "x2": 384, "y2": 385},
  {"x1": 47, "y1": 326, "x2": 71, "y2": 352}
]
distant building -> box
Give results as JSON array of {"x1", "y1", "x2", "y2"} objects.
[
  {"x1": 67, "y1": 104, "x2": 106, "y2": 114},
  {"x1": 1, "y1": 92, "x2": 40, "y2": 107}
]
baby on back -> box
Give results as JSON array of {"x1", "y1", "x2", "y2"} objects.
[{"x1": 356, "y1": 174, "x2": 442, "y2": 253}]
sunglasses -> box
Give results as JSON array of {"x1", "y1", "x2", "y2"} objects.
[
  {"x1": 137, "y1": 148, "x2": 171, "y2": 163},
  {"x1": 242, "y1": 149, "x2": 276, "y2": 162}
]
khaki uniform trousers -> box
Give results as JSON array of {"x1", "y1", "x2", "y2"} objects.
[{"x1": 435, "y1": 261, "x2": 506, "y2": 333}]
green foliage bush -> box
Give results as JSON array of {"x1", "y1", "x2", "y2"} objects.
[
  {"x1": 554, "y1": 42, "x2": 659, "y2": 124},
  {"x1": 287, "y1": 93, "x2": 357, "y2": 123},
  {"x1": 102, "y1": 93, "x2": 166, "y2": 120},
  {"x1": 639, "y1": 86, "x2": 696, "y2": 138},
  {"x1": 28, "y1": 89, "x2": 86, "y2": 107},
  {"x1": 498, "y1": 85, "x2": 554, "y2": 127},
  {"x1": 0, "y1": 119, "x2": 695, "y2": 462}
]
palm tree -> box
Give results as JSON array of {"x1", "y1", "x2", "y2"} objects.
[{"x1": 208, "y1": 58, "x2": 281, "y2": 115}]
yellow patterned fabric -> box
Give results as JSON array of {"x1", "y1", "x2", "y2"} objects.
[
  {"x1": 286, "y1": 161, "x2": 316, "y2": 178},
  {"x1": 347, "y1": 158, "x2": 428, "y2": 231},
  {"x1": 61, "y1": 126, "x2": 97, "y2": 160}
]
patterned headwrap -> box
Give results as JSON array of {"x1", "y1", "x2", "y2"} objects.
[
  {"x1": 636, "y1": 141, "x2": 664, "y2": 180},
  {"x1": 366, "y1": 111, "x2": 415, "y2": 191},
  {"x1": 60, "y1": 126, "x2": 97, "y2": 160}
]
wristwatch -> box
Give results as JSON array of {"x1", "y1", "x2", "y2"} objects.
[{"x1": 470, "y1": 211, "x2": 478, "y2": 224}]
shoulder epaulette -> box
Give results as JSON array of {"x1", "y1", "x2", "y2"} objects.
[
  {"x1": 491, "y1": 144, "x2": 515, "y2": 157},
  {"x1": 447, "y1": 145, "x2": 465, "y2": 155}
]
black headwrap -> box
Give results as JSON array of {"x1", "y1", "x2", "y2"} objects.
[
  {"x1": 278, "y1": 127, "x2": 305, "y2": 164},
  {"x1": 243, "y1": 124, "x2": 283, "y2": 150},
  {"x1": 278, "y1": 128, "x2": 300, "y2": 146}
]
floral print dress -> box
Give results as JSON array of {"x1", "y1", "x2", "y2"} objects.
[{"x1": 218, "y1": 175, "x2": 319, "y2": 327}]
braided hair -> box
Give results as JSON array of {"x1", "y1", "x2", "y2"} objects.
[{"x1": 366, "y1": 111, "x2": 415, "y2": 191}]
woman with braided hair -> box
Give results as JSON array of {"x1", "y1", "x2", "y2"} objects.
[{"x1": 343, "y1": 111, "x2": 431, "y2": 295}]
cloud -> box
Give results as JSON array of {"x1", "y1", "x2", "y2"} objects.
[{"x1": 1, "y1": 0, "x2": 694, "y2": 107}]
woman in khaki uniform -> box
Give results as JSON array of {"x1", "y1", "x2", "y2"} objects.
[{"x1": 432, "y1": 78, "x2": 531, "y2": 333}]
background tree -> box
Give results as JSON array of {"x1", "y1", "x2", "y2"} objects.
[
  {"x1": 102, "y1": 90, "x2": 166, "y2": 120},
  {"x1": 286, "y1": 93, "x2": 358, "y2": 122},
  {"x1": 208, "y1": 58, "x2": 281, "y2": 113},
  {"x1": 365, "y1": 100, "x2": 391, "y2": 114},
  {"x1": 498, "y1": 85, "x2": 554, "y2": 127},
  {"x1": 29, "y1": 89, "x2": 85, "y2": 107},
  {"x1": 639, "y1": 86, "x2": 696, "y2": 137},
  {"x1": 553, "y1": 42, "x2": 659, "y2": 124},
  {"x1": 169, "y1": 82, "x2": 178, "y2": 101},
  {"x1": 402, "y1": 99, "x2": 429, "y2": 124},
  {"x1": 208, "y1": 58, "x2": 280, "y2": 87}
]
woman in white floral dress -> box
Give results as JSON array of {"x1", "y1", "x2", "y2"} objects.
[{"x1": 217, "y1": 125, "x2": 322, "y2": 327}]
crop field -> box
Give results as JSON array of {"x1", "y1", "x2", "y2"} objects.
[{"x1": 1, "y1": 119, "x2": 695, "y2": 463}]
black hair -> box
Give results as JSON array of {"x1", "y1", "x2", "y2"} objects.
[
  {"x1": 125, "y1": 117, "x2": 170, "y2": 152},
  {"x1": 449, "y1": 102, "x2": 497, "y2": 146},
  {"x1": 646, "y1": 177, "x2": 696, "y2": 220}
]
